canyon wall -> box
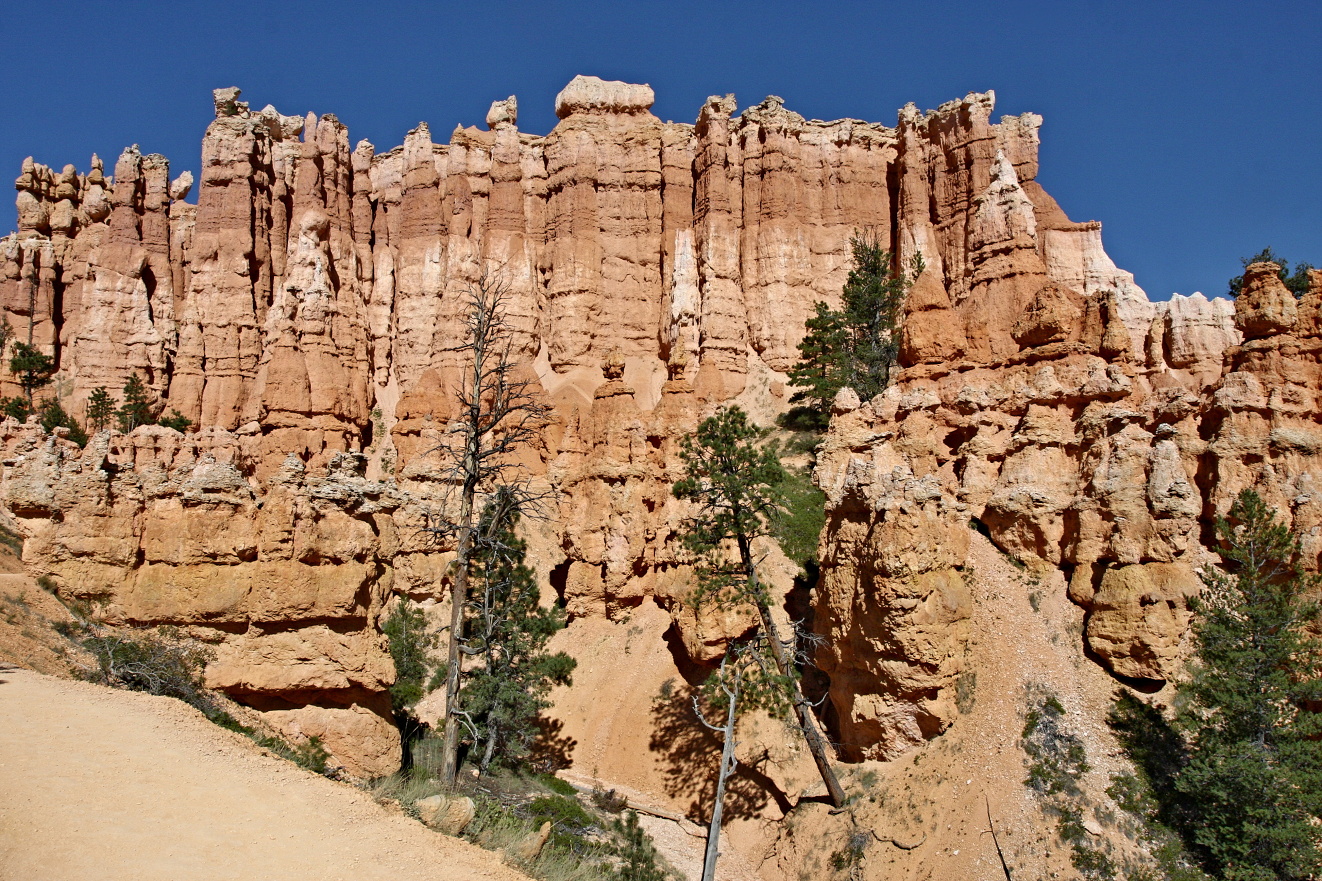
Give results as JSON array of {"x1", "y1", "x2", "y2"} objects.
[{"x1": 3, "y1": 78, "x2": 1308, "y2": 786}]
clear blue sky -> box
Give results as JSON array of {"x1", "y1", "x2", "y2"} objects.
[{"x1": 2, "y1": 0, "x2": 1317, "y2": 301}]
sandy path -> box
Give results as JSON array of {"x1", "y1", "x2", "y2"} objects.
[{"x1": 0, "y1": 665, "x2": 528, "y2": 881}]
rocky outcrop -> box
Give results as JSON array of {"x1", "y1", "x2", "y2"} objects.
[
  {"x1": 811, "y1": 104, "x2": 1315, "y2": 771},
  {"x1": 0, "y1": 423, "x2": 398, "y2": 776},
  {"x1": 807, "y1": 94, "x2": 1317, "y2": 758},
  {"x1": 3, "y1": 79, "x2": 1304, "y2": 777}
]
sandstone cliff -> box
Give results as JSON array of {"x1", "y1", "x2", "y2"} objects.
[{"x1": 3, "y1": 78, "x2": 1302, "y2": 806}]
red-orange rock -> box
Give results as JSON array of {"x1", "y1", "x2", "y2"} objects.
[{"x1": 5, "y1": 79, "x2": 1306, "y2": 781}]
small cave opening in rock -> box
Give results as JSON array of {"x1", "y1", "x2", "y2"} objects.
[
  {"x1": 659, "y1": 618, "x2": 716, "y2": 688},
  {"x1": 141, "y1": 263, "x2": 156, "y2": 324},
  {"x1": 548, "y1": 559, "x2": 570, "y2": 610},
  {"x1": 944, "y1": 424, "x2": 976, "y2": 454}
]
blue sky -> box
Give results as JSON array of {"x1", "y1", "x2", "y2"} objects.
[{"x1": 2, "y1": 0, "x2": 1317, "y2": 301}]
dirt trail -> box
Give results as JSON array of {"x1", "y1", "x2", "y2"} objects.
[{"x1": 0, "y1": 665, "x2": 528, "y2": 881}]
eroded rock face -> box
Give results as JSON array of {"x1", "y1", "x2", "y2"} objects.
[
  {"x1": 1083, "y1": 562, "x2": 1200, "y2": 681},
  {"x1": 0, "y1": 80, "x2": 916, "y2": 771},
  {"x1": 0, "y1": 423, "x2": 399, "y2": 775},
  {"x1": 810, "y1": 95, "x2": 1317, "y2": 760},
  {"x1": 3, "y1": 81, "x2": 1304, "y2": 775}
]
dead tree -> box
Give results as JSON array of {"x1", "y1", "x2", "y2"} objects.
[
  {"x1": 422, "y1": 272, "x2": 547, "y2": 786},
  {"x1": 694, "y1": 648, "x2": 745, "y2": 881}
]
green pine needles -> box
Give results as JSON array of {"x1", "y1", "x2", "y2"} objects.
[
  {"x1": 672, "y1": 405, "x2": 788, "y2": 611},
  {"x1": 672, "y1": 404, "x2": 847, "y2": 816},
  {"x1": 1173, "y1": 490, "x2": 1322, "y2": 881},
  {"x1": 383, "y1": 599, "x2": 438, "y2": 714},
  {"x1": 462, "y1": 490, "x2": 576, "y2": 774},
  {"x1": 9, "y1": 341, "x2": 55, "y2": 403},
  {"x1": 787, "y1": 233, "x2": 921, "y2": 422},
  {"x1": 1227, "y1": 248, "x2": 1314, "y2": 299}
]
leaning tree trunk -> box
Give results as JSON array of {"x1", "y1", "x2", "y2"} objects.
[
  {"x1": 702, "y1": 668, "x2": 741, "y2": 881},
  {"x1": 738, "y1": 536, "x2": 847, "y2": 807}
]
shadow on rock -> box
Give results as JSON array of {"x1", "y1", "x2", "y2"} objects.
[
  {"x1": 530, "y1": 715, "x2": 577, "y2": 772},
  {"x1": 647, "y1": 679, "x2": 790, "y2": 822}
]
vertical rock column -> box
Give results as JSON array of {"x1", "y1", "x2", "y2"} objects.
[
  {"x1": 690, "y1": 94, "x2": 747, "y2": 398},
  {"x1": 60, "y1": 146, "x2": 176, "y2": 413},
  {"x1": 542, "y1": 76, "x2": 665, "y2": 371},
  {"x1": 171, "y1": 88, "x2": 278, "y2": 428},
  {"x1": 385, "y1": 123, "x2": 445, "y2": 390},
  {"x1": 735, "y1": 97, "x2": 895, "y2": 372},
  {"x1": 2, "y1": 159, "x2": 61, "y2": 394},
  {"x1": 253, "y1": 110, "x2": 372, "y2": 474},
  {"x1": 1206, "y1": 264, "x2": 1322, "y2": 568}
]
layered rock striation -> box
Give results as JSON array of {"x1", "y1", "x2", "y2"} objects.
[
  {"x1": 3, "y1": 79, "x2": 1295, "y2": 775},
  {"x1": 812, "y1": 89, "x2": 1319, "y2": 758}
]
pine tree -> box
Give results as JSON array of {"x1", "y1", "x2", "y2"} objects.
[
  {"x1": 9, "y1": 342, "x2": 55, "y2": 404},
  {"x1": 421, "y1": 271, "x2": 549, "y2": 785},
  {"x1": 86, "y1": 387, "x2": 116, "y2": 434},
  {"x1": 1175, "y1": 489, "x2": 1322, "y2": 881},
  {"x1": 787, "y1": 233, "x2": 920, "y2": 420},
  {"x1": 38, "y1": 397, "x2": 88, "y2": 447},
  {"x1": 672, "y1": 405, "x2": 846, "y2": 808},
  {"x1": 787, "y1": 303, "x2": 849, "y2": 427},
  {"x1": 1228, "y1": 248, "x2": 1314, "y2": 299},
  {"x1": 382, "y1": 599, "x2": 437, "y2": 714},
  {"x1": 381, "y1": 597, "x2": 439, "y2": 770},
  {"x1": 609, "y1": 810, "x2": 672, "y2": 881},
  {"x1": 0, "y1": 397, "x2": 30, "y2": 423},
  {"x1": 462, "y1": 490, "x2": 575, "y2": 774},
  {"x1": 158, "y1": 409, "x2": 192, "y2": 433},
  {"x1": 117, "y1": 374, "x2": 153, "y2": 432}
]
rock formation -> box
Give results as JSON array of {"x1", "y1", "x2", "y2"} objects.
[{"x1": 2, "y1": 78, "x2": 1312, "y2": 786}]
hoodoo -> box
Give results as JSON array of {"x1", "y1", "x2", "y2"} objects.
[{"x1": 2, "y1": 78, "x2": 1318, "y2": 876}]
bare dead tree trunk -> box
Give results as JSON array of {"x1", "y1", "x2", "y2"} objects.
[
  {"x1": 427, "y1": 271, "x2": 548, "y2": 788},
  {"x1": 479, "y1": 710, "x2": 500, "y2": 776},
  {"x1": 696, "y1": 653, "x2": 743, "y2": 881},
  {"x1": 439, "y1": 487, "x2": 474, "y2": 785}
]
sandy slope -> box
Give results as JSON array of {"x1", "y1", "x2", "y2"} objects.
[
  {"x1": 0, "y1": 666, "x2": 528, "y2": 881},
  {"x1": 740, "y1": 530, "x2": 1151, "y2": 881}
]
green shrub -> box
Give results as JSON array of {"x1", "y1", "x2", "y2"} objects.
[
  {"x1": 79, "y1": 625, "x2": 334, "y2": 776},
  {"x1": 80, "y1": 628, "x2": 229, "y2": 724},
  {"x1": 38, "y1": 397, "x2": 88, "y2": 446},
  {"x1": 460, "y1": 789, "x2": 675, "y2": 881},
  {"x1": 770, "y1": 461, "x2": 826, "y2": 574},
  {"x1": 382, "y1": 599, "x2": 437, "y2": 713},
  {"x1": 607, "y1": 810, "x2": 670, "y2": 881},
  {"x1": 1228, "y1": 247, "x2": 1314, "y2": 298},
  {"x1": 158, "y1": 409, "x2": 192, "y2": 433},
  {"x1": 251, "y1": 733, "x2": 331, "y2": 775},
  {"x1": 528, "y1": 793, "x2": 596, "y2": 834},
  {"x1": 1022, "y1": 686, "x2": 1088, "y2": 797},
  {"x1": 0, "y1": 396, "x2": 30, "y2": 423},
  {"x1": 539, "y1": 773, "x2": 577, "y2": 796}
]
